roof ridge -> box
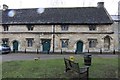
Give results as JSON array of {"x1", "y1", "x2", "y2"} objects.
[{"x1": 4, "y1": 7, "x2": 98, "y2": 10}]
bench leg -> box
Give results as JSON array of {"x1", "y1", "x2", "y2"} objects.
[
  {"x1": 65, "y1": 68, "x2": 71, "y2": 72},
  {"x1": 87, "y1": 68, "x2": 89, "y2": 80}
]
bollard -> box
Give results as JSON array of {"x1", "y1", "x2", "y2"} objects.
[
  {"x1": 13, "y1": 49, "x2": 15, "y2": 53},
  {"x1": 88, "y1": 49, "x2": 89, "y2": 53},
  {"x1": 69, "y1": 56, "x2": 75, "y2": 61},
  {"x1": 25, "y1": 48, "x2": 26, "y2": 53},
  {"x1": 47, "y1": 50, "x2": 49, "y2": 54},
  {"x1": 100, "y1": 48, "x2": 102, "y2": 54},
  {"x1": 113, "y1": 49, "x2": 115, "y2": 54},
  {"x1": 75, "y1": 50, "x2": 77, "y2": 54},
  {"x1": 61, "y1": 49, "x2": 62, "y2": 54},
  {"x1": 37, "y1": 49, "x2": 39, "y2": 54}
]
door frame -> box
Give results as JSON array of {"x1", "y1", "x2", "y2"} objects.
[
  {"x1": 12, "y1": 40, "x2": 19, "y2": 52},
  {"x1": 75, "y1": 40, "x2": 84, "y2": 53},
  {"x1": 104, "y1": 36, "x2": 111, "y2": 50},
  {"x1": 41, "y1": 39, "x2": 51, "y2": 52}
]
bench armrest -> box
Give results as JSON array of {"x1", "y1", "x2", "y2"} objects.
[{"x1": 80, "y1": 66, "x2": 89, "y2": 74}]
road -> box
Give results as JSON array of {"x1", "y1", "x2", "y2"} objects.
[{"x1": 1, "y1": 53, "x2": 118, "y2": 62}]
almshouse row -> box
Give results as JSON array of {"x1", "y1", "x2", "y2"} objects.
[
  {"x1": 0, "y1": 24, "x2": 118, "y2": 53},
  {"x1": 0, "y1": 2, "x2": 119, "y2": 53}
]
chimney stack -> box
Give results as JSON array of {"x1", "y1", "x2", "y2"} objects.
[
  {"x1": 97, "y1": 2, "x2": 104, "y2": 8},
  {"x1": 3, "y1": 4, "x2": 8, "y2": 11}
]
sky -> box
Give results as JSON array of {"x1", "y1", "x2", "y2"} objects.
[{"x1": 0, "y1": 0, "x2": 119, "y2": 15}]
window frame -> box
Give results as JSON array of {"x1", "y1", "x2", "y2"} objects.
[
  {"x1": 26, "y1": 38, "x2": 34, "y2": 47},
  {"x1": 61, "y1": 25, "x2": 69, "y2": 31},
  {"x1": 89, "y1": 25, "x2": 96, "y2": 31},
  {"x1": 3, "y1": 25, "x2": 9, "y2": 31},
  {"x1": 2, "y1": 38, "x2": 9, "y2": 45},
  {"x1": 26, "y1": 25, "x2": 34, "y2": 31},
  {"x1": 61, "y1": 39, "x2": 69, "y2": 48},
  {"x1": 88, "y1": 39, "x2": 97, "y2": 48}
]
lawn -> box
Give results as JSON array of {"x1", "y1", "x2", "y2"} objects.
[{"x1": 2, "y1": 57, "x2": 119, "y2": 79}]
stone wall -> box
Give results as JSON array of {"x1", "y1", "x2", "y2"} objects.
[{"x1": 0, "y1": 24, "x2": 118, "y2": 52}]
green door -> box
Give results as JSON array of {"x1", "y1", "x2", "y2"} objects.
[
  {"x1": 42, "y1": 39, "x2": 51, "y2": 52},
  {"x1": 76, "y1": 41, "x2": 83, "y2": 53},
  {"x1": 13, "y1": 40, "x2": 19, "y2": 52}
]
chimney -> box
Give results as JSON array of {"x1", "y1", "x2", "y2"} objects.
[
  {"x1": 97, "y1": 2, "x2": 104, "y2": 8},
  {"x1": 3, "y1": 4, "x2": 8, "y2": 11}
]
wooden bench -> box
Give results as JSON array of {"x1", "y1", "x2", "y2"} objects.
[{"x1": 64, "y1": 58, "x2": 89, "y2": 80}]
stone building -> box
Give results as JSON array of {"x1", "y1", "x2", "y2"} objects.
[
  {"x1": 0, "y1": 2, "x2": 117, "y2": 53},
  {"x1": 111, "y1": 15, "x2": 119, "y2": 51},
  {"x1": 118, "y1": 1, "x2": 120, "y2": 51}
]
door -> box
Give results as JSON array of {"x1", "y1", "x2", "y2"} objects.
[
  {"x1": 76, "y1": 41, "x2": 83, "y2": 53},
  {"x1": 13, "y1": 40, "x2": 19, "y2": 52},
  {"x1": 42, "y1": 39, "x2": 51, "y2": 52}
]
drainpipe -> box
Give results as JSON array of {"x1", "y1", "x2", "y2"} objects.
[{"x1": 53, "y1": 25, "x2": 55, "y2": 53}]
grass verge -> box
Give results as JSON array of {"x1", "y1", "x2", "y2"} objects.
[{"x1": 2, "y1": 57, "x2": 119, "y2": 79}]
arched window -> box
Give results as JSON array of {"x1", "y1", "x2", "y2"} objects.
[
  {"x1": 104, "y1": 36, "x2": 111, "y2": 50},
  {"x1": 26, "y1": 25, "x2": 34, "y2": 31}
]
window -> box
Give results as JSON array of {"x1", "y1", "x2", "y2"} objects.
[
  {"x1": 3, "y1": 25, "x2": 9, "y2": 31},
  {"x1": 26, "y1": 38, "x2": 34, "y2": 47},
  {"x1": 61, "y1": 39, "x2": 69, "y2": 48},
  {"x1": 88, "y1": 39, "x2": 97, "y2": 48},
  {"x1": 61, "y1": 25, "x2": 69, "y2": 31},
  {"x1": 89, "y1": 25, "x2": 96, "y2": 31},
  {"x1": 2, "y1": 38, "x2": 9, "y2": 45},
  {"x1": 27, "y1": 25, "x2": 34, "y2": 31}
]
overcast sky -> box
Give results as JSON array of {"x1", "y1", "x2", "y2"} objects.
[{"x1": 0, "y1": 0, "x2": 119, "y2": 15}]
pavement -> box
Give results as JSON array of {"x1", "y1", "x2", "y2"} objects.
[{"x1": 0, "y1": 53, "x2": 119, "y2": 62}]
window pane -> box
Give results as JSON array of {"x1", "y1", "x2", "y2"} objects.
[
  {"x1": 28, "y1": 40, "x2": 32, "y2": 47},
  {"x1": 27, "y1": 25, "x2": 34, "y2": 31},
  {"x1": 2, "y1": 38, "x2": 9, "y2": 45},
  {"x1": 89, "y1": 25, "x2": 96, "y2": 31},
  {"x1": 26, "y1": 38, "x2": 34, "y2": 47},
  {"x1": 61, "y1": 25, "x2": 69, "y2": 31},
  {"x1": 61, "y1": 39, "x2": 69, "y2": 48},
  {"x1": 88, "y1": 39, "x2": 97, "y2": 48},
  {"x1": 3, "y1": 25, "x2": 9, "y2": 31}
]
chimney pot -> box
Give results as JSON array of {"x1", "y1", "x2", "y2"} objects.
[
  {"x1": 3, "y1": 4, "x2": 8, "y2": 11},
  {"x1": 97, "y1": 2, "x2": 104, "y2": 8}
]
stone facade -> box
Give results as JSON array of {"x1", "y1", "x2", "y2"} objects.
[{"x1": 0, "y1": 24, "x2": 118, "y2": 53}]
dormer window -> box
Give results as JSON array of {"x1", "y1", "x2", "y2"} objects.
[
  {"x1": 27, "y1": 25, "x2": 34, "y2": 31},
  {"x1": 89, "y1": 25, "x2": 96, "y2": 31},
  {"x1": 3, "y1": 25, "x2": 9, "y2": 31},
  {"x1": 61, "y1": 25, "x2": 69, "y2": 31}
]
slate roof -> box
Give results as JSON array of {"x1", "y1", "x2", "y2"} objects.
[
  {"x1": 0, "y1": 10, "x2": 2, "y2": 23},
  {"x1": 0, "y1": 7, "x2": 113, "y2": 25}
]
